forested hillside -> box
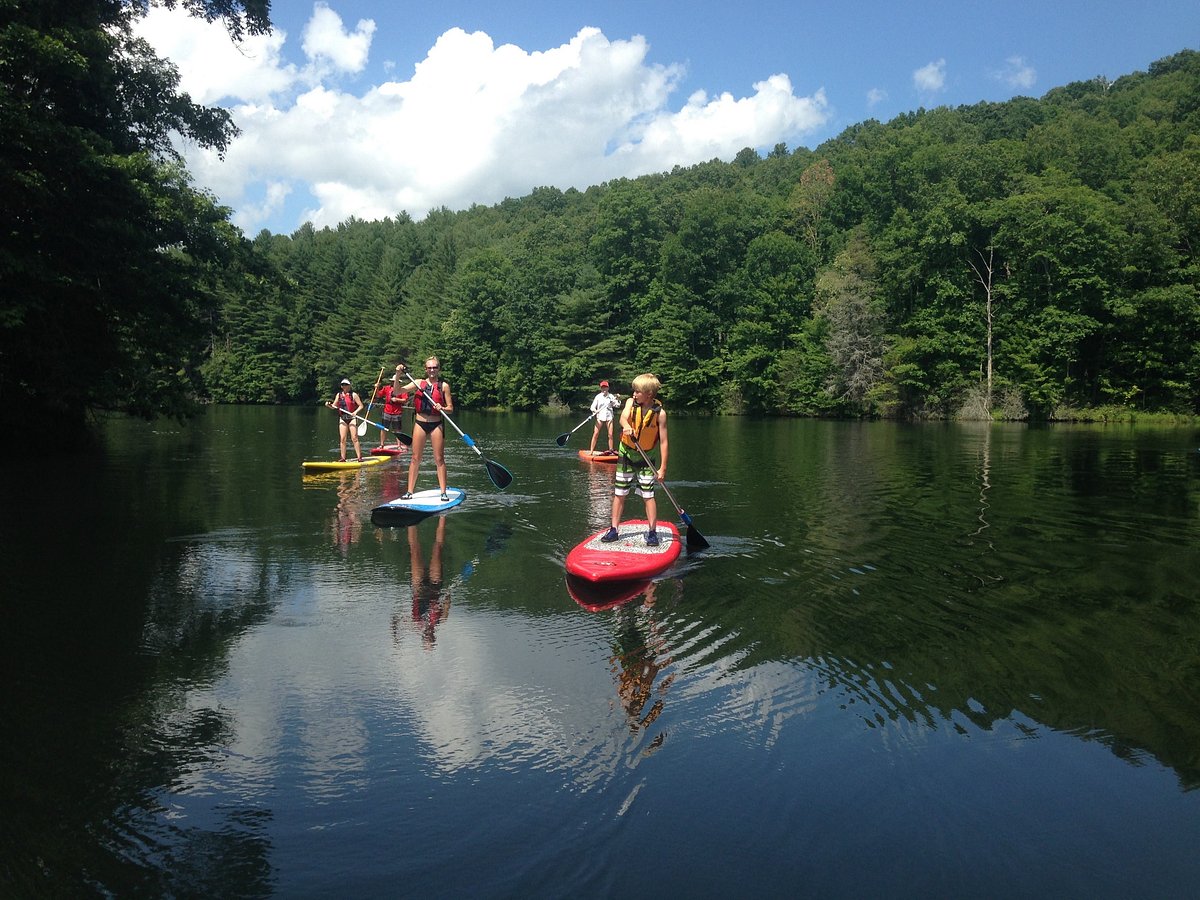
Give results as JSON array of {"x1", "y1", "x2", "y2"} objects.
[
  {"x1": 3, "y1": 0, "x2": 1197, "y2": 430},
  {"x1": 206, "y1": 50, "x2": 1200, "y2": 420}
]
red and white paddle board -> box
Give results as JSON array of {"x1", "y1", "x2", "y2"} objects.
[{"x1": 564, "y1": 520, "x2": 681, "y2": 583}]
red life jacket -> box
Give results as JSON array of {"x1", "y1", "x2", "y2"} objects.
[
  {"x1": 336, "y1": 390, "x2": 357, "y2": 414},
  {"x1": 415, "y1": 379, "x2": 445, "y2": 415}
]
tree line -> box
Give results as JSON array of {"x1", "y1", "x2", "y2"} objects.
[
  {"x1": 218, "y1": 50, "x2": 1199, "y2": 420},
  {"x1": 3, "y1": 2, "x2": 1198, "y2": 437}
]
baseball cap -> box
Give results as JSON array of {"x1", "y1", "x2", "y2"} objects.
[
  {"x1": 600, "y1": 380, "x2": 609, "y2": 387},
  {"x1": 340, "y1": 378, "x2": 351, "y2": 385}
]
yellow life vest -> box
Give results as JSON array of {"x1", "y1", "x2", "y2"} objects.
[{"x1": 620, "y1": 402, "x2": 662, "y2": 452}]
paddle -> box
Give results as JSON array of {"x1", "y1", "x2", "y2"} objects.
[
  {"x1": 358, "y1": 367, "x2": 386, "y2": 436},
  {"x1": 630, "y1": 442, "x2": 709, "y2": 550},
  {"x1": 325, "y1": 402, "x2": 413, "y2": 446},
  {"x1": 555, "y1": 410, "x2": 597, "y2": 446},
  {"x1": 399, "y1": 370, "x2": 514, "y2": 490}
]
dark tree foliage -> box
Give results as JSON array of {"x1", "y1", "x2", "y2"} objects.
[{"x1": 0, "y1": 0, "x2": 270, "y2": 440}]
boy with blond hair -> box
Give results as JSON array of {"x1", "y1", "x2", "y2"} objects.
[{"x1": 601, "y1": 373, "x2": 669, "y2": 545}]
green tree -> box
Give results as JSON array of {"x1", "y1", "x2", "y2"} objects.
[
  {"x1": 0, "y1": 0, "x2": 271, "y2": 438},
  {"x1": 989, "y1": 172, "x2": 1130, "y2": 412},
  {"x1": 726, "y1": 231, "x2": 816, "y2": 413},
  {"x1": 440, "y1": 249, "x2": 514, "y2": 406},
  {"x1": 813, "y1": 235, "x2": 888, "y2": 413}
]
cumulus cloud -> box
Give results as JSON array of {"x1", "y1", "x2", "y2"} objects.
[
  {"x1": 134, "y1": 7, "x2": 295, "y2": 104},
  {"x1": 866, "y1": 87, "x2": 887, "y2": 108},
  {"x1": 913, "y1": 58, "x2": 947, "y2": 94},
  {"x1": 994, "y1": 55, "x2": 1036, "y2": 90},
  {"x1": 302, "y1": 2, "x2": 374, "y2": 73},
  {"x1": 135, "y1": 7, "x2": 830, "y2": 234}
]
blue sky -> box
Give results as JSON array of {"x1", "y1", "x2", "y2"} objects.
[{"x1": 136, "y1": 0, "x2": 1199, "y2": 236}]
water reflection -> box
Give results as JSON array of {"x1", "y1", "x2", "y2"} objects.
[
  {"x1": 395, "y1": 516, "x2": 453, "y2": 649},
  {"x1": 565, "y1": 576, "x2": 653, "y2": 612},
  {"x1": 331, "y1": 471, "x2": 368, "y2": 553},
  {"x1": 4, "y1": 410, "x2": 1199, "y2": 896},
  {"x1": 583, "y1": 460, "x2": 616, "y2": 532},
  {"x1": 973, "y1": 424, "x2": 993, "y2": 547},
  {"x1": 608, "y1": 580, "x2": 682, "y2": 749}
]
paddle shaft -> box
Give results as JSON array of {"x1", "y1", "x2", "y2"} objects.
[
  {"x1": 359, "y1": 367, "x2": 387, "y2": 435},
  {"x1": 556, "y1": 410, "x2": 597, "y2": 446},
  {"x1": 399, "y1": 370, "x2": 513, "y2": 489},
  {"x1": 398, "y1": 371, "x2": 471, "y2": 442},
  {"x1": 326, "y1": 403, "x2": 412, "y2": 445},
  {"x1": 630, "y1": 441, "x2": 709, "y2": 549}
]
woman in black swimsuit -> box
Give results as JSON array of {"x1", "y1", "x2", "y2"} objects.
[{"x1": 403, "y1": 356, "x2": 454, "y2": 500}]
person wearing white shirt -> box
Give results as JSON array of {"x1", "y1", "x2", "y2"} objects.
[{"x1": 588, "y1": 379, "x2": 621, "y2": 455}]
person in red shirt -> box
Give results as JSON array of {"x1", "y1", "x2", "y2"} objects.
[{"x1": 376, "y1": 364, "x2": 409, "y2": 448}]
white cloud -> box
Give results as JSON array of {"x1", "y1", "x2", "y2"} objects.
[
  {"x1": 234, "y1": 181, "x2": 293, "y2": 231},
  {"x1": 994, "y1": 55, "x2": 1036, "y2": 90},
  {"x1": 302, "y1": 1, "x2": 374, "y2": 73},
  {"x1": 135, "y1": 6, "x2": 295, "y2": 104},
  {"x1": 866, "y1": 87, "x2": 887, "y2": 108},
  {"x1": 135, "y1": 8, "x2": 830, "y2": 234},
  {"x1": 913, "y1": 58, "x2": 947, "y2": 94}
]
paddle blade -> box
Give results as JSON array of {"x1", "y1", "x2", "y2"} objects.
[
  {"x1": 485, "y1": 457, "x2": 514, "y2": 490},
  {"x1": 357, "y1": 421, "x2": 368, "y2": 436},
  {"x1": 680, "y1": 511, "x2": 709, "y2": 550},
  {"x1": 555, "y1": 432, "x2": 570, "y2": 446}
]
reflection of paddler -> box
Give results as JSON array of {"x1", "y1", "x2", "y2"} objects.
[
  {"x1": 380, "y1": 464, "x2": 405, "y2": 501},
  {"x1": 333, "y1": 471, "x2": 363, "y2": 554},
  {"x1": 609, "y1": 582, "x2": 675, "y2": 732},
  {"x1": 586, "y1": 465, "x2": 615, "y2": 531},
  {"x1": 408, "y1": 516, "x2": 451, "y2": 649}
]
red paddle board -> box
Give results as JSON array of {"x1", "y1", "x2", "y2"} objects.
[
  {"x1": 564, "y1": 520, "x2": 681, "y2": 583},
  {"x1": 578, "y1": 449, "x2": 619, "y2": 464},
  {"x1": 371, "y1": 444, "x2": 408, "y2": 455}
]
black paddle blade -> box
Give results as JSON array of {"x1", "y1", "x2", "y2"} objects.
[
  {"x1": 395, "y1": 431, "x2": 413, "y2": 446},
  {"x1": 555, "y1": 433, "x2": 570, "y2": 447},
  {"x1": 684, "y1": 525, "x2": 710, "y2": 551},
  {"x1": 485, "y1": 458, "x2": 514, "y2": 490},
  {"x1": 680, "y1": 512, "x2": 709, "y2": 550}
]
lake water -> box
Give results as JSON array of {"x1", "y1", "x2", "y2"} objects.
[{"x1": 3, "y1": 407, "x2": 1199, "y2": 897}]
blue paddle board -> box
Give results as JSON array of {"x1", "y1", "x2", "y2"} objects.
[{"x1": 371, "y1": 487, "x2": 465, "y2": 526}]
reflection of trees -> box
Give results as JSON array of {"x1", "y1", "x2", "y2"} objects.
[
  {"x1": 687, "y1": 419, "x2": 1200, "y2": 788},
  {"x1": 1, "y1": 531, "x2": 279, "y2": 895},
  {"x1": 971, "y1": 424, "x2": 993, "y2": 546}
]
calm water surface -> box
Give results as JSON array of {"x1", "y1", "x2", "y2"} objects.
[{"x1": 3, "y1": 407, "x2": 1199, "y2": 897}]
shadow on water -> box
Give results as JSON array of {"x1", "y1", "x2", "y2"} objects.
[{"x1": 2, "y1": 408, "x2": 1199, "y2": 895}]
